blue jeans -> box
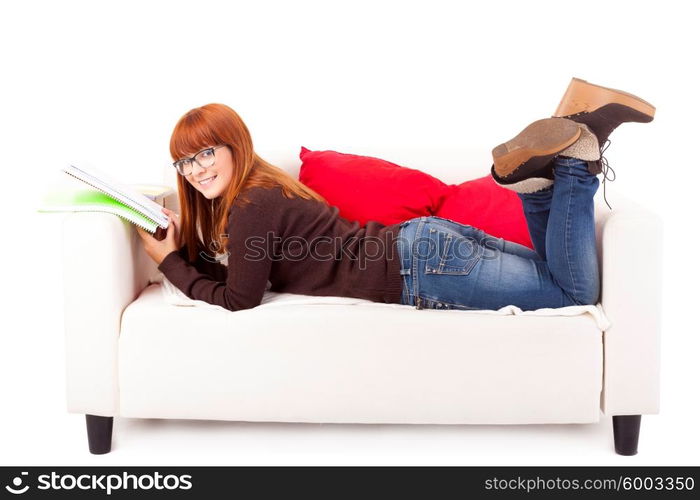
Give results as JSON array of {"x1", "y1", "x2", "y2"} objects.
[{"x1": 398, "y1": 157, "x2": 600, "y2": 311}]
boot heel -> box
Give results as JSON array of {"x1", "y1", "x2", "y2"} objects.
[
  {"x1": 554, "y1": 77, "x2": 656, "y2": 120},
  {"x1": 492, "y1": 117, "x2": 580, "y2": 178}
]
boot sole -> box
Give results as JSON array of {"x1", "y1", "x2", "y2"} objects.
[
  {"x1": 492, "y1": 117, "x2": 581, "y2": 178},
  {"x1": 554, "y1": 77, "x2": 656, "y2": 120}
]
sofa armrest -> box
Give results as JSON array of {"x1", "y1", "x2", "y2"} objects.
[
  {"x1": 62, "y1": 212, "x2": 160, "y2": 416},
  {"x1": 161, "y1": 188, "x2": 180, "y2": 213},
  {"x1": 595, "y1": 193, "x2": 663, "y2": 416}
]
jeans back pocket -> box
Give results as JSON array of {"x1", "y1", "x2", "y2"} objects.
[{"x1": 423, "y1": 226, "x2": 481, "y2": 275}]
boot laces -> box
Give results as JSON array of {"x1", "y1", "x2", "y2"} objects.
[{"x1": 599, "y1": 139, "x2": 616, "y2": 210}]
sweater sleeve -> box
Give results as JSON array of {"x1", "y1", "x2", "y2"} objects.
[
  {"x1": 173, "y1": 244, "x2": 228, "y2": 282},
  {"x1": 157, "y1": 199, "x2": 274, "y2": 311}
]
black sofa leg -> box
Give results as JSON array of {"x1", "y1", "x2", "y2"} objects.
[
  {"x1": 86, "y1": 414, "x2": 113, "y2": 454},
  {"x1": 613, "y1": 415, "x2": 641, "y2": 456}
]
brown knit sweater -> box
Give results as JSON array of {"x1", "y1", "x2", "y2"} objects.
[{"x1": 157, "y1": 185, "x2": 404, "y2": 311}]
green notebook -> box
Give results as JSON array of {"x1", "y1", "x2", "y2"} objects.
[
  {"x1": 38, "y1": 187, "x2": 162, "y2": 232},
  {"x1": 38, "y1": 163, "x2": 175, "y2": 237}
]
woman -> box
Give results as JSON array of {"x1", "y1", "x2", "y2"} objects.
[{"x1": 137, "y1": 78, "x2": 655, "y2": 312}]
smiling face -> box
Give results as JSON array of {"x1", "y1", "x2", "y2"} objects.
[{"x1": 180, "y1": 145, "x2": 234, "y2": 199}]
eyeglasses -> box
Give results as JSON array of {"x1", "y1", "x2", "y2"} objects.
[{"x1": 173, "y1": 145, "x2": 227, "y2": 176}]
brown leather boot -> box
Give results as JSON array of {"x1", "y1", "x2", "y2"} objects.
[
  {"x1": 491, "y1": 117, "x2": 580, "y2": 193},
  {"x1": 553, "y1": 77, "x2": 656, "y2": 174}
]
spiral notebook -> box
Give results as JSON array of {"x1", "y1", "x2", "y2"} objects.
[{"x1": 38, "y1": 162, "x2": 173, "y2": 236}]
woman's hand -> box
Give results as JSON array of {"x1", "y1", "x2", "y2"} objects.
[{"x1": 136, "y1": 207, "x2": 181, "y2": 265}]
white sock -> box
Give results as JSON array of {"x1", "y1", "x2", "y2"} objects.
[{"x1": 559, "y1": 123, "x2": 601, "y2": 161}]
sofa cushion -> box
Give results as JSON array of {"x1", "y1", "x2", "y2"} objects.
[
  {"x1": 119, "y1": 284, "x2": 604, "y2": 423},
  {"x1": 156, "y1": 275, "x2": 610, "y2": 329},
  {"x1": 298, "y1": 146, "x2": 533, "y2": 248}
]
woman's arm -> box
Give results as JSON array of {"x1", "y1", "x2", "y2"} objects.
[
  {"x1": 157, "y1": 199, "x2": 274, "y2": 311},
  {"x1": 174, "y1": 244, "x2": 228, "y2": 282}
]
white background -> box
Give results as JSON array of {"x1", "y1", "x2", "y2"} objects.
[{"x1": 1, "y1": 0, "x2": 698, "y2": 465}]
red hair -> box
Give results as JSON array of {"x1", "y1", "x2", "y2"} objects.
[{"x1": 169, "y1": 103, "x2": 326, "y2": 263}]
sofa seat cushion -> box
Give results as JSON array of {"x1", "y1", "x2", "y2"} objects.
[
  {"x1": 157, "y1": 275, "x2": 610, "y2": 330},
  {"x1": 118, "y1": 284, "x2": 603, "y2": 424}
]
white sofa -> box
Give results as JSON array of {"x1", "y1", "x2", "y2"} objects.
[{"x1": 60, "y1": 152, "x2": 663, "y2": 455}]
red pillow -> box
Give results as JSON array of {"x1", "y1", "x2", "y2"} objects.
[
  {"x1": 298, "y1": 146, "x2": 446, "y2": 226},
  {"x1": 435, "y1": 176, "x2": 533, "y2": 249},
  {"x1": 298, "y1": 146, "x2": 532, "y2": 249}
]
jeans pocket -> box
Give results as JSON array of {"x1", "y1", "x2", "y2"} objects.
[{"x1": 424, "y1": 227, "x2": 481, "y2": 276}]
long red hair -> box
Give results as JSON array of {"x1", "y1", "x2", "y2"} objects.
[{"x1": 169, "y1": 103, "x2": 326, "y2": 263}]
